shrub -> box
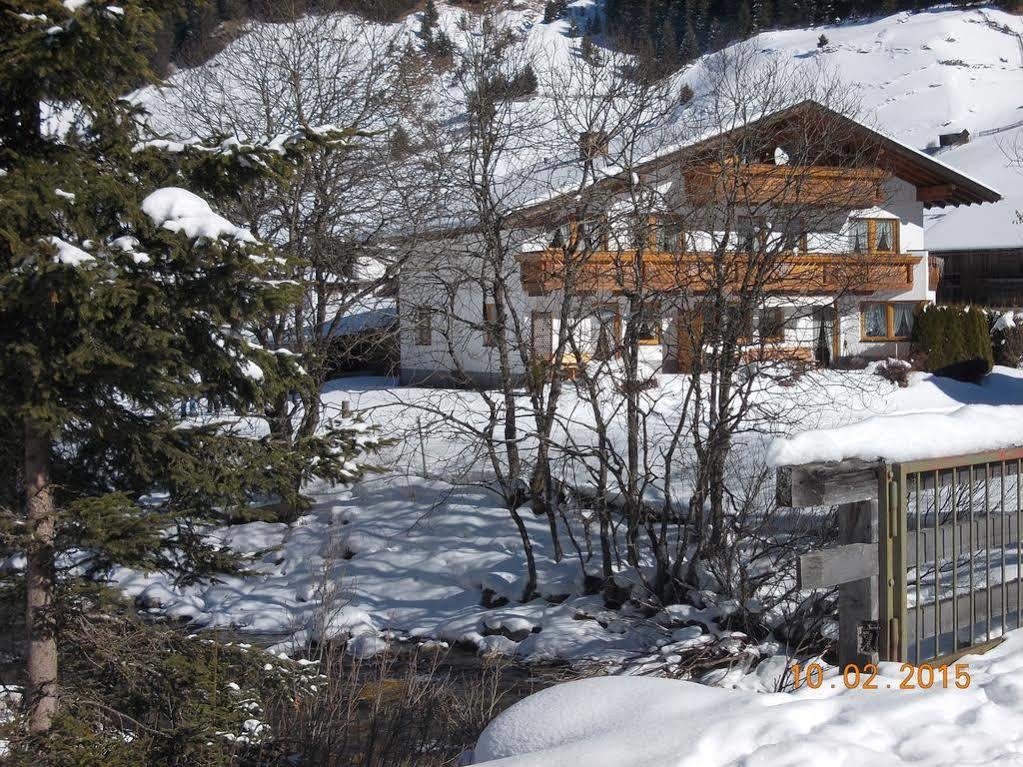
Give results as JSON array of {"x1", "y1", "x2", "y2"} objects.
[
  {"x1": 875, "y1": 359, "x2": 910, "y2": 387},
  {"x1": 912, "y1": 305, "x2": 993, "y2": 382},
  {"x1": 991, "y1": 311, "x2": 1023, "y2": 368}
]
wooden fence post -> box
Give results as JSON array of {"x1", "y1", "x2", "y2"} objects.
[{"x1": 837, "y1": 499, "x2": 880, "y2": 668}]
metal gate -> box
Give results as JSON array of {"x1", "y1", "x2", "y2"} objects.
[{"x1": 882, "y1": 448, "x2": 1023, "y2": 664}]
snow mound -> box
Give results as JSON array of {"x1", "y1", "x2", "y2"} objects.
[
  {"x1": 768, "y1": 403, "x2": 1023, "y2": 466},
  {"x1": 142, "y1": 187, "x2": 256, "y2": 244},
  {"x1": 474, "y1": 633, "x2": 1023, "y2": 765}
]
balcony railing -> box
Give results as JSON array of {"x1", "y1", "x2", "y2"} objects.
[
  {"x1": 518, "y1": 248, "x2": 921, "y2": 296},
  {"x1": 683, "y1": 163, "x2": 886, "y2": 208}
]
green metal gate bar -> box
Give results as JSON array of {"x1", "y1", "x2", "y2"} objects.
[{"x1": 883, "y1": 448, "x2": 1023, "y2": 665}]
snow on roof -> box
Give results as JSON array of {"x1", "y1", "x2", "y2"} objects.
[{"x1": 926, "y1": 128, "x2": 1023, "y2": 251}]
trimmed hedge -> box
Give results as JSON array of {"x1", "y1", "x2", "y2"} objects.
[{"x1": 912, "y1": 305, "x2": 993, "y2": 382}]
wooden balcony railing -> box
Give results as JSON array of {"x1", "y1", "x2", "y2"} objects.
[
  {"x1": 684, "y1": 163, "x2": 886, "y2": 207},
  {"x1": 518, "y1": 248, "x2": 921, "y2": 296}
]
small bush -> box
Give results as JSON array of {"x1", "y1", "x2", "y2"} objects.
[
  {"x1": 875, "y1": 358, "x2": 910, "y2": 387},
  {"x1": 991, "y1": 311, "x2": 1023, "y2": 368},
  {"x1": 912, "y1": 305, "x2": 993, "y2": 382}
]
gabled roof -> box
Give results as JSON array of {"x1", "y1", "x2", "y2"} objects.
[{"x1": 511, "y1": 99, "x2": 1000, "y2": 224}]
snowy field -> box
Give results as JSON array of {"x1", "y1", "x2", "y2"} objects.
[
  {"x1": 473, "y1": 630, "x2": 1023, "y2": 766},
  {"x1": 114, "y1": 365, "x2": 1023, "y2": 664}
]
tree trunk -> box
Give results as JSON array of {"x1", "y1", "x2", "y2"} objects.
[{"x1": 24, "y1": 418, "x2": 57, "y2": 733}]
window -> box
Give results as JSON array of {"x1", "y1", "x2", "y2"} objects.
[
  {"x1": 850, "y1": 218, "x2": 899, "y2": 254},
  {"x1": 862, "y1": 303, "x2": 887, "y2": 339},
  {"x1": 636, "y1": 300, "x2": 661, "y2": 345},
  {"x1": 414, "y1": 306, "x2": 432, "y2": 346},
  {"x1": 549, "y1": 223, "x2": 571, "y2": 249},
  {"x1": 780, "y1": 218, "x2": 808, "y2": 253},
  {"x1": 737, "y1": 216, "x2": 766, "y2": 253},
  {"x1": 550, "y1": 219, "x2": 608, "y2": 251},
  {"x1": 628, "y1": 215, "x2": 651, "y2": 250},
  {"x1": 483, "y1": 301, "x2": 498, "y2": 347},
  {"x1": 861, "y1": 302, "x2": 918, "y2": 341},
  {"x1": 593, "y1": 305, "x2": 620, "y2": 360},
  {"x1": 892, "y1": 302, "x2": 914, "y2": 338},
  {"x1": 656, "y1": 218, "x2": 684, "y2": 253},
  {"x1": 759, "y1": 307, "x2": 787, "y2": 342},
  {"x1": 577, "y1": 218, "x2": 609, "y2": 251}
]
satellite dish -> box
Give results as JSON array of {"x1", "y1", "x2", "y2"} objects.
[{"x1": 774, "y1": 147, "x2": 790, "y2": 165}]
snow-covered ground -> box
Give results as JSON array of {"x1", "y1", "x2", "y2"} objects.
[
  {"x1": 473, "y1": 630, "x2": 1023, "y2": 765},
  {"x1": 114, "y1": 365, "x2": 1023, "y2": 664}
]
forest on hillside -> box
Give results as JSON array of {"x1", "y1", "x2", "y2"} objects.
[{"x1": 161, "y1": 0, "x2": 1019, "y2": 74}]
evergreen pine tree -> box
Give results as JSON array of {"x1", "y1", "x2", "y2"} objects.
[
  {"x1": 817, "y1": 32, "x2": 830, "y2": 48},
  {"x1": 681, "y1": 19, "x2": 701, "y2": 61},
  {"x1": 420, "y1": 0, "x2": 439, "y2": 42},
  {"x1": 756, "y1": 0, "x2": 774, "y2": 29},
  {"x1": 738, "y1": 0, "x2": 755, "y2": 37},
  {"x1": 0, "y1": 0, "x2": 377, "y2": 734}
]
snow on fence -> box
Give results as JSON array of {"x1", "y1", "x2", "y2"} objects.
[{"x1": 776, "y1": 444, "x2": 1023, "y2": 668}]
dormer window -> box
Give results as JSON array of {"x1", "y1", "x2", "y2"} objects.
[{"x1": 850, "y1": 218, "x2": 899, "y2": 255}]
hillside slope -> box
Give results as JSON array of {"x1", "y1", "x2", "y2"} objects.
[{"x1": 146, "y1": 3, "x2": 1023, "y2": 246}]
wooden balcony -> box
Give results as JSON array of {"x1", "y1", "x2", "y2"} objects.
[
  {"x1": 518, "y1": 248, "x2": 921, "y2": 296},
  {"x1": 684, "y1": 163, "x2": 886, "y2": 207}
]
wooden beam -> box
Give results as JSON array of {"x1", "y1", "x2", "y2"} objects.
[
  {"x1": 917, "y1": 183, "x2": 957, "y2": 203},
  {"x1": 799, "y1": 542, "x2": 879, "y2": 588},
  {"x1": 776, "y1": 460, "x2": 882, "y2": 507}
]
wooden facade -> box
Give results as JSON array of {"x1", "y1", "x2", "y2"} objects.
[
  {"x1": 934, "y1": 248, "x2": 1023, "y2": 307},
  {"x1": 683, "y1": 163, "x2": 886, "y2": 208}
]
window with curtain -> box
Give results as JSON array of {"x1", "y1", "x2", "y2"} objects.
[
  {"x1": 656, "y1": 219, "x2": 684, "y2": 253},
  {"x1": 850, "y1": 218, "x2": 899, "y2": 254},
  {"x1": 850, "y1": 219, "x2": 870, "y2": 254},
  {"x1": 636, "y1": 300, "x2": 661, "y2": 344},
  {"x1": 759, "y1": 307, "x2": 787, "y2": 342},
  {"x1": 577, "y1": 218, "x2": 609, "y2": 251},
  {"x1": 781, "y1": 217, "x2": 808, "y2": 253},
  {"x1": 628, "y1": 216, "x2": 650, "y2": 250},
  {"x1": 874, "y1": 220, "x2": 895, "y2": 253},
  {"x1": 862, "y1": 303, "x2": 887, "y2": 338},
  {"x1": 892, "y1": 303, "x2": 914, "y2": 338},
  {"x1": 737, "y1": 216, "x2": 765, "y2": 252},
  {"x1": 861, "y1": 302, "x2": 917, "y2": 341}
]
